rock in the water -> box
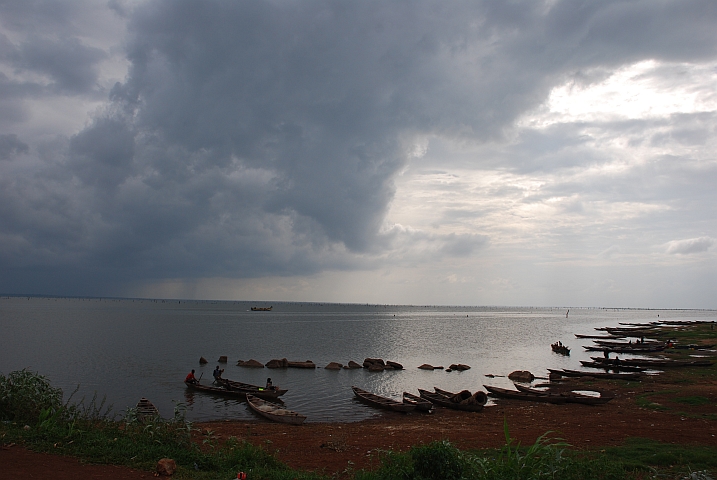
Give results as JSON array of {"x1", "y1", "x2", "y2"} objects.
[
  {"x1": 449, "y1": 363, "x2": 471, "y2": 371},
  {"x1": 347, "y1": 360, "x2": 362, "y2": 369},
  {"x1": 508, "y1": 370, "x2": 535, "y2": 382},
  {"x1": 386, "y1": 361, "x2": 404, "y2": 370},
  {"x1": 217, "y1": 356, "x2": 228, "y2": 363},
  {"x1": 265, "y1": 358, "x2": 289, "y2": 368},
  {"x1": 325, "y1": 362, "x2": 343, "y2": 370},
  {"x1": 237, "y1": 359, "x2": 264, "y2": 368},
  {"x1": 156, "y1": 458, "x2": 177, "y2": 476},
  {"x1": 287, "y1": 360, "x2": 316, "y2": 368},
  {"x1": 363, "y1": 358, "x2": 385, "y2": 368},
  {"x1": 199, "y1": 357, "x2": 208, "y2": 364},
  {"x1": 418, "y1": 364, "x2": 435, "y2": 370}
]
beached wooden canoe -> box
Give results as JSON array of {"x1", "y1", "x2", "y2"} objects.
[
  {"x1": 580, "y1": 360, "x2": 647, "y2": 372},
  {"x1": 548, "y1": 368, "x2": 643, "y2": 381},
  {"x1": 434, "y1": 387, "x2": 488, "y2": 406},
  {"x1": 417, "y1": 389, "x2": 485, "y2": 412},
  {"x1": 136, "y1": 397, "x2": 159, "y2": 419},
  {"x1": 483, "y1": 385, "x2": 567, "y2": 404},
  {"x1": 352, "y1": 386, "x2": 416, "y2": 413},
  {"x1": 402, "y1": 392, "x2": 433, "y2": 412},
  {"x1": 590, "y1": 357, "x2": 714, "y2": 368},
  {"x1": 245, "y1": 394, "x2": 306, "y2": 425},
  {"x1": 513, "y1": 384, "x2": 614, "y2": 405}
]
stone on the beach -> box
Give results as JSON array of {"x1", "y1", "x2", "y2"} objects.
[
  {"x1": 386, "y1": 361, "x2": 404, "y2": 370},
  {"x1": 325, "y1": 362, "x2": 343, "y2": 370},
  {"x1": 237, "y1": 359, "x2": 264, "y2": 368},
  {"x1": 347, "y1": 360, "x2": 362, "y2": 369},
  {"x1": 217, "y1": 355, "x2": 228, "y2": 363},
  {"x1": 508, "y1": 370, "x2": 535, "y2": 382},
  {"x1": 199, "y1": 357, "x2": 208, "y2": 364},
  {"x1": 156, "y1": 458, "x2": 176, "y2": 476}
]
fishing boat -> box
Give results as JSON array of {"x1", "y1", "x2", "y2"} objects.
[
  {"x1": 579, "y1": 360, "x2": 647, "y2": 372},
  {"x1": 185, "y1": 380, "x2": 285, "y2": 401},
  {"x1": 434, "y1": 387, "x2": 488, "y2": 406},
  {"x1": 402, "y1": 392, "x2": 433, "y2": 412},
  {"x1": 352, "y1": 386, "x2": 416, "y2": 412},
  {"x1": 216, "y1": 378, "x2": 288, "y2": 399},
  {"x1": 245, "y1": 394, "x2": 306, "y2": 425},
  {"x1": 251, "y1": 306, "x2": 273, "y2": 311},
  {"x1": 590, "y1": 357, "x2": 714, "y2": 368},
  {"x1": 551, "y1": 342, "x2": 570, "y2": 355},
  {"x1": 135, "y1": 397, "x2": 159, "y2": 419},
  {"x1": 548, "y1": 368, "x2": 643, "y2": 381},
  {"x1": 575, "y1": 334, "x2": 625, "y2": 339},
  {"x1": 513, "y1": 384, "x2": 614, "y2": 405},
  {"x1": 583, "y1": 345, "x2": 666, "y2": 353},
  {"x1": 483, "y1": 385, "x2": 567, "y2": 404},
  {"x1": 417, "y1": 389, "x2": 485, "y2": 412}
]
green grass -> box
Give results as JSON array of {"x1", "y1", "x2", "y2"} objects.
[
  {"x1": 3, "y1": 369, "x2": 717, "y2": 479},
  {"x1": 673, "y1": 396, "x2": 712, "y2": 406}
]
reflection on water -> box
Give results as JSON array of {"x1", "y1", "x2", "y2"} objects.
[{"x1": 1, "y1": 297, "x2": 714, "y2": 422}]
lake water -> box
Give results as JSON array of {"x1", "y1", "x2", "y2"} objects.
[{"x1": 1, "y1": 297, "x2": 714, "y2": 423}]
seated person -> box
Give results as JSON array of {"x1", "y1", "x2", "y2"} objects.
[
  {"x1": 265, "y1": 377, "x2": 275, "y2": 390},
  {"x1": 185, "y1": 369, "x2": 198, "y2": 384}
]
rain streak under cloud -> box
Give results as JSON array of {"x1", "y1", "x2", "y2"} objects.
[{"x1": 0, "y1": 0, "x2": 716, "y2": 307}]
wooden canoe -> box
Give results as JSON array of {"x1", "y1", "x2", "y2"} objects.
[
  {"x1": 548, "y1": 368, "x2": 643, "y2": 381},
  {"x1": 513, "y1": 384, "x2": 614, "y2": 405},
  {"x1": 215, "y1": 378, "x2": 287, "y2": 399},
  {"x1": 136, "y1": 397, "x2": 159, "y2": 419},
  {"x1": 583, "y1": 345, "x2": 666, "y2": 353},
  {"x1": 417, "y1": 389, "x2": 485, "y2": 412},
  {"x1": 402, "y1": 392, "x2": 433, "y2": 412},
  {"x1": 245, "y1": 394, "x2": 306, "y2": 425},
  {"x1": 434, "y1": 387, "x2": 488, "y2": 406},
  {"x1": 352, "y1": 386, "x2": 416, "y2": 413},
  {"x1": 590, "y1": 357, "x2": 714, "y2": 368},
  {"x1": 580, "y1": 360, "x2": 647, "y2": 372},
  {"x1": 483, "y1": 385, "x2": 567, "y2": 404}
]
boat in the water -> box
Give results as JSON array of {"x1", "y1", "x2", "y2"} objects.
[
  {"x1": 185, "y1": 380, "x2": 285, "y2": 400},
  {"x1": 250, "y1": 306, "x2": 273, "y2": 311},
  {"x1": 512, "y1": 384, "x2": 614, "y2": 405},
  {"x1": 352, "y1": 386, "x2": 416, "y2": 412},
  {"x1": 216, "y1": 378, "x2": 288, "y2": 399},
  {"x1": 483, "y1": 385, "x2": 567, "y2": 404},
  {"x1": 548, "y1": 368, "x2": 643, "y2": 381},
  {"x1": 551, "y1": 342, "x2": 570, "y2": 355},
  {"x1": 245, "y1": 394, "x2": 306, "y2": 425},
  {"x1": 575, "y1": 334, "x2": 625, "y2": 339},
  {"x1": 402, "y1": 392, "x2": 433, "y2": 412},
  {"x1": 417, "y1": 389, "x2": 485, "y2": 412}
]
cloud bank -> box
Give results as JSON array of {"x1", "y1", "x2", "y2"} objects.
[{"x1": 1, "y1": 0, "x2": 716, "y2": 306}]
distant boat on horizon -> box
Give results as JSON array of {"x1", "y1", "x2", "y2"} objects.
[{"x1": 251, "y1": 306, "x2": 273, "y2": 311}]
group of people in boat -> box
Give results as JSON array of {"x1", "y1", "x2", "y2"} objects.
[{"x1": 184, "y1": 367, "x2": 277, "y2": 391}]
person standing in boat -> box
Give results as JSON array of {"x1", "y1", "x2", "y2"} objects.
[
  {"x1": 185, "y1": 369, "x2": 198, "y2": 384},
  {"x1": 213, "y1": 365, "x2": 224, "y2": 383}
]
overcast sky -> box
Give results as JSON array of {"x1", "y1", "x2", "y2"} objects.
[{"x1": 1, "y1": 0, "x2": 716, "y2": 307}]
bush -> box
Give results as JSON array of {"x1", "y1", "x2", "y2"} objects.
[
  {"x1": 0, "y1": 369, "x2": 63, "y2": 424},
  {"x1": 411, "y1": 441, "x2": 466, "y2": 480}
]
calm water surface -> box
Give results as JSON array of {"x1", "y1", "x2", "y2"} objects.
[{"x1": 1, "y1": 297, "x2": 714, "y2": 422}]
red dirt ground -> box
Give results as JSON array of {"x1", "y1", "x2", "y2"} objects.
[{"x1": 3, "y1": 375, "x2": 717, "y2": 479}]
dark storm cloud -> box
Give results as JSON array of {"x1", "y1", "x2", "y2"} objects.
[
  {"x1": 0, "y1": 133, "x2": 28, "y2": 159},
  {"x1": 1, "y1": 0, "x2": 717, "y2": 296}
]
